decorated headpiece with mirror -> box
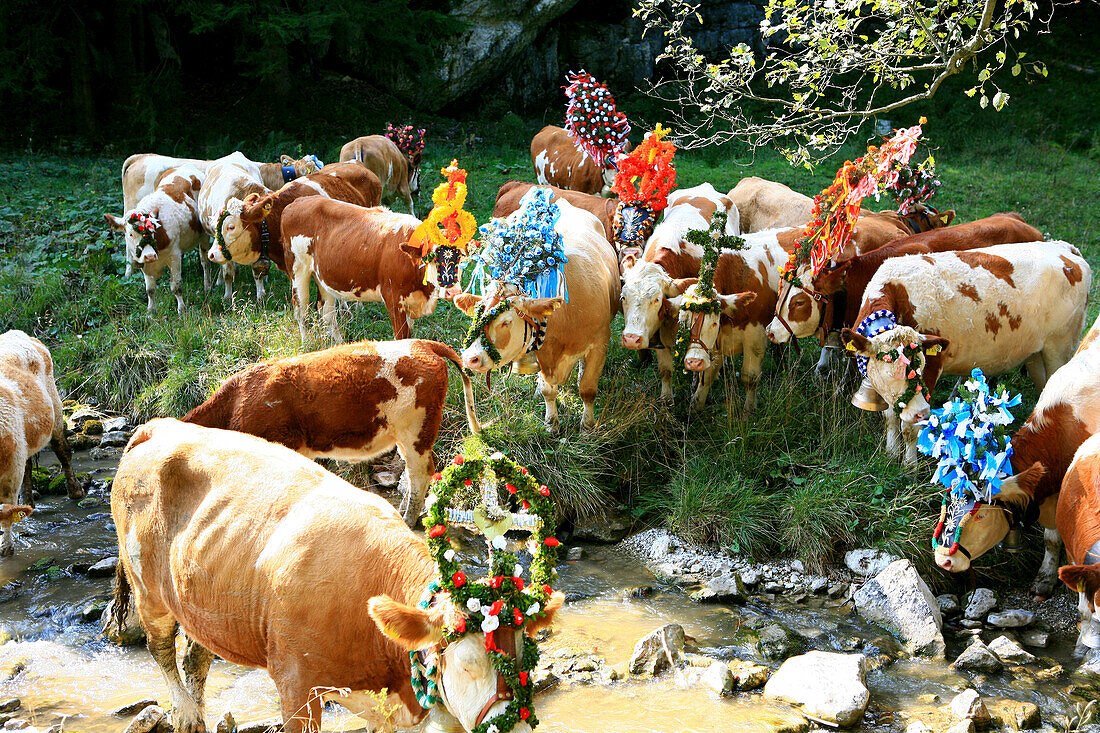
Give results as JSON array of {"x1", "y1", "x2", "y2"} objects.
[
  {"x1": 563, "y1": 70, "x2": 630, "y2": 170},
  {"x1": 610, "y1": 124, "x2": 676, "y2": 249}
]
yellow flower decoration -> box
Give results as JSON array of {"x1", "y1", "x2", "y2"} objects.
[{"x1": 410, "y1": 160, "x2": 477, "y2": 256}]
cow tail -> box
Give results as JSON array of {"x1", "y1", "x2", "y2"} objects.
[
  {"x1": 427, "y1": 341, "x2": 481, "y2": 435},
  {"x1": 112, "y1": 559, "x2": 133, "y2": 635}
]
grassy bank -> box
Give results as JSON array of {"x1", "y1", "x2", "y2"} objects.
[{"x1": 1, "y1": 43, "x2": 1098, "y2": 589}]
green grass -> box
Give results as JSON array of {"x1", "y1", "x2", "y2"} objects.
[{"x1": 1, "y1": 34, "x2": 1098, "y2": 588}]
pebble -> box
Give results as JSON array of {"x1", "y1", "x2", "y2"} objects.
[
  {"x1": 963, "y1": 588, "x2": 998, "y2": 620},
  {"x1": 87, "y1": 557, "x2": 119, "y2": 578},
  {"x1": 936, "y1": 594, "x2": 960, "y2": 616},
  {"x1": 114, "y1": 699, "x2": 158, "y2": 717},
  {"x1": 808, "y1": 576, "x2": 829, "y2": 594},
  {"x1": 906, "y1": 721, "x2": 931, "y2": 733},
  {"x1": 949, "y1": 689, "x2": 991, "y2": 724},
  {"x1": 763, "y1": 581, "x2": 784, "y2": 594},
  {"x1": 122, "y1": 705, "x2": 166, "y2": 733},
  {"x1": 3, "y1": 719, "x2": 28, "y2": 730},
  {"x1": 0, "y1": 703, "x2": 16, "y2": 716},
  {"x1": 1020, "y1": 629, "x2": 1050, "y2": 648},
  {"x1": 237, "y1": 721, "x2": 282, "y2": 733},
  {"x1": 216, "y1": 712, "x2": 237, "y2": 733},
  {"x1": 566, "y1": 547, "x2": 585, "y2": 561},
  {"x1": 741, "y1": 569, "x2": 761, "y2": 586},
  {"x1": 944, "y1": 720, "x2": 975, "y2": 733},
  {"x1": 988, "y1": 635, "x2": 1037, "y2": 664},
  {"x1": 951, "y1": 639, "x2": 1003, "y2": 673},
  {"x1": 987, "y1": 610, "x2": 1036, "y2": 628},
  {"x1": 827, "y1": 581, "x2": 848, "y2": 598}
]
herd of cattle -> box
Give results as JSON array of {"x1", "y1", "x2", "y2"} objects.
[{"x1": 0, "y1": 123, "x2": 1097, "y2": 732}]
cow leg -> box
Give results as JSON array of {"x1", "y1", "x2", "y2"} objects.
[
  {"x1": 169, "y1": 248, "x2": 185, "y2": 314},
  {"x1": 144, "y1": 615, "x2": 206, "y2": 733},
  {"x1": 883, "y1": 408, "x2": 903, "y2": 458},
  {"x1": 198, "y1": 245, "x2": 214, "y2": 292},
  {"x1": 383, "y1": 292, "x2": 412, "y2": 340},
  {"x1": 221, "y1": 262, "x2": 236, "y2": 303},
  {"x1": 1040, "y1": 342, "x2": 1075, "y2": 388},
  {"x1": 1024, "y1": 352, "x2": 1048, "y2": 391},
  {"x1": 181, "y1": 635, "x2": 214, "y2": 714},
  {"x1": 1030, "y1": 527, "x2": 1063, "y2": 600},
  {"x1": 742, "y1": 339, "x2": 766, "y2": 412},
  {"x1": 401, "y1": 182, "x2": 415, "y2": 216},
  {"x1": 901, "y1": 420, "x2": 921, "y2": 466},
  {"x1": 656, "y1": 349, "x2": 674, "y2": 401},
  {"x1": 538, "y1": 373, "x2": 561, "y2": 435},
  {"x1": 143, "y1": 269, "x2": 157, "y2": 317},
  {"x1": 270, "y1": 659, "x2": 323, "y2": 733},
  {"x1": 397, "y1": 443, "x2": 435, "y2": 528},
  {"x1": 0, "y1": 520, "x2": 15, "y2": 557},
  {"x1": 19, "y1": 460, "x2": 34, "y2": 508},
  {"x1": 290, "y1": 260, "x2": 312, "y2": 343},
  {"x1": 320, "y1": 292, "x2": 344, "y2": 345},
  {"x1": 252, "y1": 261, "x2": 269, "y2": 302},
  {"x1": 691, "y1": 357, "x2": 723, "y2": 410},
  {"x1": 50, "y1": 435, "x2": 83, "y2": 501},
  {"x1": 577, "y1": 347, "x2": 607, "y2": 431}
]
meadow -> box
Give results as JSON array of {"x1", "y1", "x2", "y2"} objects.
[{"x1": 1, "y1": 35, "x2": 1097, "y2": 587}]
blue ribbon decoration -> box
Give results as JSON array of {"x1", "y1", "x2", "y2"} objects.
[
  {"x1": 853, "y1": 309, "x2": 897, "y2": 376},
  {"x1": 917, "y1": 368, "x2": 1022, "y2": 502}
]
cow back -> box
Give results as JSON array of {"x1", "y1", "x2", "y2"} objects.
[
  {"x1": 713, "y1": 244, "x2": 785, "y2": 330},
  {"x1": 531, "y1": 125, "x2": 606, "y2": 195},
  {"x1": 318, "y1": 161, "x2": 382, "y2": 207},
  {"x1": 493, "y1": 181, "x2": 615, "y2": 241},
  {"x1": 197, "y1": 152, "x2": 269, "y2": 236},
  {"x1": 727, "y1": 176, "x2": 813, "y2": 233},
  {"x1": 0, "y1": 331, "x2": 61, "y2": 498},
  {"x1": 338, "y1": 136, "x2": 409, "y2": 201}
]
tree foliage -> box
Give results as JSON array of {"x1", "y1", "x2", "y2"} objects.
[{"x1": 635, "y1": 0, "x2": 1062, "y2": 164}]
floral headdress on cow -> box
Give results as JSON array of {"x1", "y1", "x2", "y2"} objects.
[
  {"x1": 408, "y1": 160, "x2": 477, "y2": 288},
  {"x1": 386, "y1": 123, "x2": 426, "y2": 158},
  {"x1": 563, "y1": 70, "x2": 630, "y2": 169},
  {"x1": 462, "y1": 188, "x2": 570, "y2": 366},
  {"x1": 917, "y1": 369, "x2": 1022, "y2": 556},
  {"x1": 413, "y1": 438, "x2": 560, "y2": 733},
  {"x1": 891, "y1": 155, "x2": 941, "y2": 215},
  {"x1": 610, "y1": 124, "x2": 676, "y2": 248},
  {"x1": 127, "y1": 211, "x2": 160, "y2": 252},
  {"x1": 780, "y1": 118, "x2": 929, "y2": 286},
  {"x1": 671, "y1": 212, "x2": 746, "y2": 373}
]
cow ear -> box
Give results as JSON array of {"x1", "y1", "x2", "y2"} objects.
[
  {"x1": 718, "y1": 291, "x2": 756, "y2": 317},
  {"x1": 104, "y1": 213, "x2": 125, "y2": 231},
  {"x1": 452, "y1": 293, "x2": 483, "y2": 315},
  {"x1": 999, "y1": 461, "x2": 1046, "y2": 507},
  {"x1": 525, "y1": 591, "x2": 564, "y2": 637},
  {"x1": 280, "y1": 154, "x2": 293, "y2": 164},
  {"x1": 1058, "y1": 565, "x2": 1100, "y2": 599},
  {"x1": 517, "y1": 297, "x2": 564, "y2": 320},
  {"x1": 841, "y1": 328, "x2": 873, "y2": 357},
  {"x1": 667, "y1": 277, "x2": 698, "y2": 297},
  {"x1": 940, "y1": 209, "x2": 956, "y2": 227},
  {"x1": 367, "y1": 595, "x2": 444, "y2": 650},
  {"x1": 658, "y1": 298, "x2": 676, "y2": 322},
  {"x1": 400, "y1": 243, "x2": 424, "y2": 264},
  {"x1": 813, "y1": 260, "x2": 852, "y2": 294},
  {"x1": 620, "y1": 252, "x2": 638, "y2": 271},
  {"x1": 920, "y1": 334, "x2": 950, "y2": 356},
  {"x1": 0, "y1": 504, "x2": 33, "y2": 525}
]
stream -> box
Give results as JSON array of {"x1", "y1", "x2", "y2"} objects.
[{"x1": 0, "y1": 452, "x2": 1092, "y2": 732}]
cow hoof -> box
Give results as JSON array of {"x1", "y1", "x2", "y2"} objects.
[
  {"x1": 1028, "y1": 583, "x2": 1054, "y2": 602},
  {"x1": 173, "y1": 717, "x2": 208, "y2": 733},
  {"x1": 68, "y1": 483, "x2": 86, "y2": 501}
]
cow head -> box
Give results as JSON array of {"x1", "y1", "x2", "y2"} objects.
[
  {"x1": 678, "y1": 285, "x2": 757, "y2": 372},
  {"x1": 459, "y1": 289, "x2": 563, "y2": 372},
  {"x1": 901, "y1": 204, "x2": 956, "y2": 234},
  {"x1": 1060, "y1": 564, "x2": 1100, "y2": 651},
  {"x1": 612, "y1": 201, "x2": 658, "y2": 251},
  {"x1": 766, "y1": 265, "x2": 834, "y2": 344},
  {"x1": 208, "y1": 197, "x2": 260, "y2": 265},
  {"x1": 840, "y1": 325, "x2": 949, "y2": 423},
  {"x1": 106, "y1": 210, "x2": 166, "y2": 265},
  {"x1": 279, "y1": 154, "x2": 323, "y2": 183},
  {"x1": 401, "y1": 243, "x2": 464, "y2": 297},
  {"x1": 620, "y1": 258, "x2": 687, "y2": 349},
  {"x1": 930, "y1": 462, "x2": 1045, "y2": 572},
  {"x1": 368, "y1": 591, "x2": 563, "y2": 732}
]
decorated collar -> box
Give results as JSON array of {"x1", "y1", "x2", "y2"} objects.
[
  {"x1": 563, "y1": 70, "x2": 630, "y2": 169},
  {"x1": 127, "y1": 212, "x2": 160, "y2": 251}
]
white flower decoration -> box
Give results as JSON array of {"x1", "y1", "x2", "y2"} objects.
[
  {"x1": 490, "y1": 451, "x2": 504, "y2": 460},
  {"x1": 526, "y1": 602, "x2": 541, "y2": 616},
  {"x1": 481, "y1": 615, "x2": 500, "y2": 633},
  {"x1": 513, "y1": 564, "x2": 524, "y2": 577},
  {"x1": 492, "y1": 536, "x2": 508, "y2": 550},
  {"x1": 487, "y1": 725, "x2": 499, "y2": 733},
  {"x1": 466, "y1": 598, "x2": 482, "y2": 613},
  {"x1": 444, "y1": 549, "x2": 456, "y2": 562}
]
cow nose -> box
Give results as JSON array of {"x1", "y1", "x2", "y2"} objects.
[
  {"x1": 464, "y1": 355, "x2": 481, "y2": 370},
  {"x1": 622, "y1": 333, "x2": 642, "y2": 349},
  {"x1": 208, "y1": 249, "x2": 223, "y2": 263},
  {"x1": 766, "y1": 329, "x2": 779, "y2": 344},
  {"x1": 684, "y1": 357, "x2": 705, "y2": 371},
  {"x1": 937, "y1": 556, "x2": 953, "y2": 571}
]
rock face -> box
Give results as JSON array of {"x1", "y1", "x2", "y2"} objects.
[
  {"x1": 853, "y1": 559, "x2": 945, "y2": 658},
  {"x1": 764, "y1": 651, "x2": 870, "y2": 727},
  {"x1": 629, "y1": 624, "x2": 685, "y2": 676}
]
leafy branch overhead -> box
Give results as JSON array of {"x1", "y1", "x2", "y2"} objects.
[{"x1": 634, "y1": 0, "x2": 1054, "y2": 165}]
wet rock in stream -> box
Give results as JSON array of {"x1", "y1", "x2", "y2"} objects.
[
  {"x1": 964, "y1": 588, "x2": 999, "y2": 621},
  {"x1": 101, "y1": 598, "x2": 146, "y2": 645},
  {"x1": 86, "y1": 556, "x2": 119, "y2": 577},
  {"x1": 853, "y1": 559, "x2": 945, "y2": 658},
  {"x1": 122, "y1": 705, "x2": 167, "y2": 733},
  {"x1": 952, "y1": 638, "x2": 1004, "y2": 673},
  {"x1": 628, "y1": 624, "x2": 685, "y2": 676},
  {"x1": 764, "y1": 651, "x2": 870, "y2": 727},
  {"x1": 989, "y1": 635, "x2": 1037, "y2": 664}
]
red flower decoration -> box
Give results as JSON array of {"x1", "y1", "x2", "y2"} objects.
[
  {"x1": 452, "y1": 571, "x2": 466, "y2": 587},
  {"x1": 485, "y1": 630, "x2": 497, "y2": 652},
  {"x1": 513, "y1": 608, "x2": 524, "y2": 625},
  {"x1": 520, "y1": 708, "x2": 530, "y2": 720},
  {"x1": 519, "y1": 671, "x2": 528, "y2": 686},
  {"x1": 453, "y1": 616, "x2": 466, "y2": 634},
  {"x1": 539, "y1": 485, "x2": 550, "y2": 496},
  {"x1": 520, "y1": 467, "x2": 529, "y2": 475},
  {"x1": 431, "y1": 472, "x2": 442, "y2": 482},
  {"x1": 522, "y1": 500, "x2": 530, "y2": 510},
  {"x1": 489, "y1": 600, "x2": 504, "y2": 616},
  {"x1": 428, "y1": 525, "x2": 446, "y2": 538},
  {"x1": 490, "y1": 576, "x2": 503, "y2": 589},
  {"x1": 513, "y1": 577, "x2": 524, "y2": 590},
  {"x1": 505, "y1": 483, "x2": 517, "y2": 494},
  {"x1": 543, "y1": 584, "x2": 553, "y2": 595},
  {"x1": 453, "y1": 455, "x2": 465, "y2": 465},
  {"x1": 463, "y1": 479, "x2": 472, "y2": 487},
  {"x1": 544, "y1": 537, "x2": 560, "y2": 547}
]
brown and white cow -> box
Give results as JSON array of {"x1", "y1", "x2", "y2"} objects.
[
  {"x1": 112, "y1": 418, "x2": 561, "y2": 733},
  {"x1": 1056, "y1": 432, "x2": 1100, "y2": 653},
  {"x1": 196, "y1": 152, "x2": 274, "y2": 301},
  {"x1": 257, "y1": 154, "x2": 325, "y2": 191},
  {"x1": 104, "y1": 165, "x2": 209, "y2": 315},
  {"x1": 726, "y1": 177, "x2": 814, "y2": 233},
  {"x1": 207, "y1": 162, "x2": 382, "y2": 268},
  {"x1": 932, "y1": 313, "x2": 1100, "y2": 598},
  {"x1": 842, "y1": 241, "x2": 1091, "y2": 464},
  {"x1": 339, "y1": 135, "x2": 416, "y2": 214},
  {"x1": 279, "y1": 198, "x2": 434, "y2": 342},
  {"x1": 531, "y1": 125, "x2": 631, "y2": 197},
  {"x1": 669, "y1": 241, "x2": 785, "y2": 410},
  {"x1": 458, "y1": 201, "x2": 620, "y2": 432},
  {"x1": 494, "y1": 180, "x2": 617, "y2": 241},
  {"x1": 0, "y1": 331, "x2": 82, "y2": 555},
  {"x1": 183, "y1": 339, "x2": 480, "y2": 525}
]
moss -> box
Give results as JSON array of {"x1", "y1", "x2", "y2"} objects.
[
  {"x1": 81, "y1": 419, "x2": 103, "y2": 435},
  {"x1": 29, "y1": 467, "x2": 51, "y2": 491},
  {"x1": 45, "y1": 475, "x2": 68, "y2": 496},
  {"x1": 69, "y1": 433, "x2": 96, "y2": 450}
]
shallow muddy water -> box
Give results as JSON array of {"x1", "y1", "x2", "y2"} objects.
[{"x1": 0, "y1": 453, "x2": 1089, "y2": 732}]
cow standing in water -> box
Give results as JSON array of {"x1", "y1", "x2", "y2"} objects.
[
  {"x1": 934, "y1": 313, "x2": 1100, "y2": 598},
  {"x1": 111, "y1": 419, "x2": 561, "y2": 733},
  {"x1": 1056, "y1": 432, "x2": 1100, "y2": 654}
]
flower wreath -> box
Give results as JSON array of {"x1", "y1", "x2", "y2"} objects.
[
  {"x1": 780, "y1": 118, "x2": 927, "y2": 283},
  {"x1": 563, "y1": 70, "x2": 630, "y2": 169},
  {"x1": 917, "y1": 369, "x2": 1021, "y2": 552},
  {"x1": 422, "y1": 445, "x2": 560, "y2": 733},
  {"x1": 848, "y1": 310, "x2": 944, "y2": 411},
  {"x1": 462, "y1": 299, "x2": 511, "y2": 367},
  {"x1": 670, "y1": 217, "x2": 737, "y2": 375},
  {"x1": 612, "y1": 124, "x2": 676, "y2": 214},
  {"x1": 891, "y1": 155, "x2": 941, "y2": 215},
  {"x1": 410, "y1": 160, "x2": 477, "y2": 262},
  {"x1": 214, "y1": 198, "x2": 246, "y2": 253},
  {"x1": 386, "y1": 123, "x2": 426, "y2": 157},
  {"x1": 127, "y1": 212, "x2": 160, "y2": 251}
]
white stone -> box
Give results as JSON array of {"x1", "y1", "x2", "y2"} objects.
[
  {"x1": 853, "y1": 559, "x2": 945, "y2": 658},
  {"x1": 951, "y1": 639, "x2": 1003, "y2": 673},
  {"x1": 988, "y1": 635, "x2": 1037, "y2": 664},
  {"x1": 844, "y1": 548, "x2": 900, "y2": 576},
  {"x1": 629, "y1": 624, "x2": 685, "y2": 676},
  {"x1": 963, "y1": 588, "x2": 997, "y2": 620},
  {"x1": 987, "y1": 609, "x2": 1036, "y2": 628},
  {"x1": 949, "y1": 689, "x2": 990, "y2": 724},
  {"x1": 763, "y1": 651, "x2": 869, "y2": 727}
]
